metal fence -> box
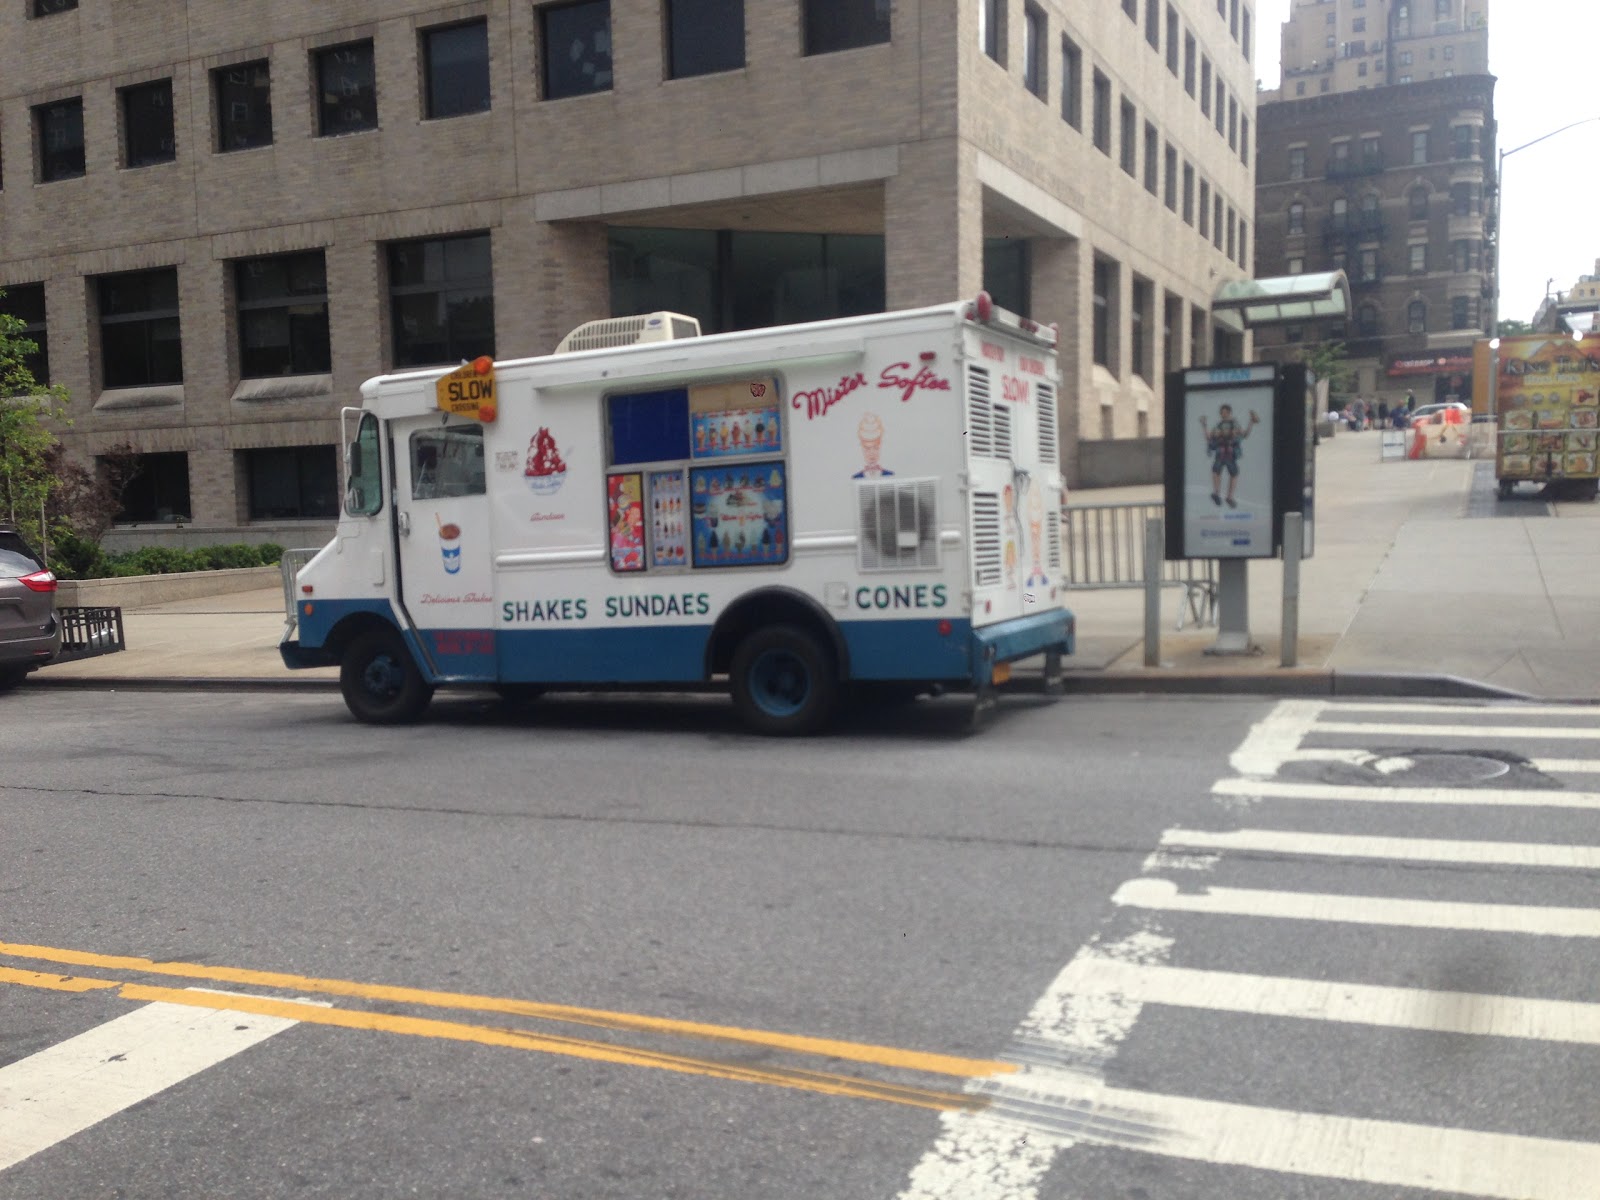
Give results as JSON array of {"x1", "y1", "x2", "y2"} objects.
[
  {"x1": 280, "y1": 547, "x2": 324, "y2": 632},
  {"x1": 54, "y1": 606, "x2": 126, "y2": 663},
  {"x1": 1062, "y1": 501, "x2": 1217, "y2": 629}
]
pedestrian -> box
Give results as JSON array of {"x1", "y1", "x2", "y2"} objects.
[
  {"x1": 1392, "y1": 405, "x2": 1409, "y2": 430},
  {"x1": 1352, "y1": 397, "x2": 1367, "y2": 431},
  {"x1": 1405, "y1": 389, "x2": 1416, "y2": 414},
  {"x1": 1378, "y1": 398, "x2": 1390, "y2": 425}
]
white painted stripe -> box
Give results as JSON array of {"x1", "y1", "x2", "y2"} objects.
[
  {"x1": 973, "y1": 1066, "x2": 1600, "y2": 1199},
  {"x1": 1055, "y1": 954, "x2": 1600, "y2": 1044},
  {"x1": 1228, "y1": 699, "x2": 1325, "y2": 778},
  {"x1": 1162, "y1": 826, "x2": 1600, "y2": 869},
  {"x1": 1317, "y1": 720, "x2": 1600, "y2": 740},
  {"x1": 0, "y1": 991, "x2": 304, "y2": 1171},
  {"x1": 1530, "y1": 758, "x2": 1600, "y2": 774},
  {"x1": 1325, "y1": 701, "x2": 1600, "y2": 718},
  {"x1": 1212, "y1": 775, "x2": 1600, "y2": 810},
  {"x1": 1113, "y1": 877, "x2": 1600, "y2": 937}
]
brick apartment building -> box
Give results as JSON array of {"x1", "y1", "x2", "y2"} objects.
[
  {"x1": 0, "y1": 0, "x2": 1255, "y2": 545},
  {"x1": 1254, "y1": 0, "x2": 1494, "y2": 407}
]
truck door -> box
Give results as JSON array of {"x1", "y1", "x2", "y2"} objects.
[{"x1": 391, "y1": 414, "x2": 497, "y2": 681}]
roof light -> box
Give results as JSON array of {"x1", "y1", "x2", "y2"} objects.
[
  {"x1": 472, "y1": 355, "x2": 493, "y2": 375},
  {"x1": 974, "y1": 291, "x2": 994, "y2": 324}
]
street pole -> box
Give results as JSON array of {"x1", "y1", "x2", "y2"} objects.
[{"x1": 1493, "y1": 115, "x2": 1600, "y2": 334}]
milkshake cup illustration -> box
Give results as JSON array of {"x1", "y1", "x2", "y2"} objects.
[{"x1": 437, "y1": 516, "x2": 462, "y2": 574}]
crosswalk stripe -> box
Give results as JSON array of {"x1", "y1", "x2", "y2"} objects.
[
  {"x1": 1162, "y1": 827, "x2": 1600, "y2": 869},
  {"x1": 1054, "y1": 954, "x2": 1600, "y2": 1044},
  {"x1": 1316, "y1": 720, "x2": 1600, "y2": 740},
  {"x1": 1212, "y1": 776, "x2": 1600, "y2": 809},
  {"x1": 971, "y1": 1066, "x2": 1600, "y2": 1199},
  {"x1": 1320, "y1": 702, "x2": 1600, "y2": 718},
  {"x1": 1113, "y1": 877, "x2": 1600, "y2": 937},
  {"x1": 0, "y1": 992, "x2": 303, "y2": 1172}
]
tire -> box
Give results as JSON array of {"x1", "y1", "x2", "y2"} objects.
[
  {"x1": 340, "y1": 629, "x2": 434, "y2": 725},
  {"x1": 1498, "y1": 479, "x2": 1514, "y2": 500},
  {"x1": 729, "y1": 624, "x2": 839, "y2": 736}
]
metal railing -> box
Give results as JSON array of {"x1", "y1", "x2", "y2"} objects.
[
  {"x1": 53, "y1": 606, "x2": 126, "y2": 663},
  {"x1": 1063, "y1": 501, "x2": 1217, "y2": 629},
  {"x1": 280, "y1": 547, "x2": 324, "y2": 634}
]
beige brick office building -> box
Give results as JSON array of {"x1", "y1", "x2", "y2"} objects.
[{"x1": 0, "y1": 0, "x2": 1255, "y2": 544}]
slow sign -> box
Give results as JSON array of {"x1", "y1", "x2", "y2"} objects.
[{"x1": 435, "y1": 356, "x2": 498, "y2": 422}]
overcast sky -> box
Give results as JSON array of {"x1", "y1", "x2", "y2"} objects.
[{"x1": 1251, "y1": 0, "x2": 1600, "y2": 324}]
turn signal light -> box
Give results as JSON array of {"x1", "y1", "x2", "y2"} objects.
[{"x1": 17, "y1": 569, "x2": 56, "y2": 593}]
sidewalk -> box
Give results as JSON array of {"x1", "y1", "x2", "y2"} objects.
[{"x1": 31, "y1": 431, "x2": 1600, "y2": 700}]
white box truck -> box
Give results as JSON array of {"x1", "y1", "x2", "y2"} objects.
[{"x1": 281, "y1": 294, "x2": 1075, "y2": 733}]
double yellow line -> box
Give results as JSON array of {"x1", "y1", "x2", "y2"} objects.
[{"x1": 0, "y1": 940, "x2": 1012, "y2": 1112}]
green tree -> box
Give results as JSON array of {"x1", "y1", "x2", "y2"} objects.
[
  {"x1": 1296, "y1": 339, "x2": 1354, "y2": 396},
  {"x1": 1497, "y1": 318, "x2": 1533, "y2": 337},
  {"x1": 0, "y1": 291, "x2": 72, "y2": 530}
]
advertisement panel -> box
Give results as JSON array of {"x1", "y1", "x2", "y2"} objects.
[
  {"x1": 1178, "y1": 370, "x2": 1277, "y2": 559},
  {"x1": 1490, "y1": 334, "x2": 1600, "y2": 482}
]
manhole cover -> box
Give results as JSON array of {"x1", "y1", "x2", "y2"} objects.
[{"x1": 1371, "y1": 754, "x2": 1512, "y2": 784}]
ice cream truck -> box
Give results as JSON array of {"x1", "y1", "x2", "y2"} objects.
[{"x1": 281, "y1": 295, "x2": 1074, "y2": 733}]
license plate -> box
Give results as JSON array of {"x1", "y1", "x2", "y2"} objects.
[{"x1": 991, "y1": 662, "x2": 1012, "y2": 685}]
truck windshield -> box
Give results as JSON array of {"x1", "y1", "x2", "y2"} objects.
[{"x1": 345, "y1": 413, "x2": 383, "y2": 516}]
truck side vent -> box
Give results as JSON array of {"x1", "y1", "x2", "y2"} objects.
[
  {"x1": 967, "y1": 366, "x2": 994, "y2": 457},
  {"x1": 1037, "y1": 383, "x2": 1059, "y2": 467},
  {"x1": 972, "y1": 491, "x2": 1002, "y2": 587},
  {"x1": 857, "y1": 478, "x2": 940, "y2": 572},
  {"x1": 1047, "y1": 508, "x2": 1062, "y2": 571},
  {"x1": 992, "y1": 402, "x2": 1014, "y2": 460},
  {"x1": 554, "y1": 311, "x2": 701, "y2": 354}
]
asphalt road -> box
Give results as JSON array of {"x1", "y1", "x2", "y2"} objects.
[{"x1": 2, "y1": 689, "x2": 1598, "y2": 1199}]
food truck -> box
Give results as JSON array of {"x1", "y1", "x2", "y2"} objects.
[
  {"x1": 1473, "y1": 333, "x2": 1600, "y2": 498},
  {"x1": 281, "y1": 296, "x2": 1074, "y2": 733}
]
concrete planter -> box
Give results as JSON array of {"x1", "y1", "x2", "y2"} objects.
[{"x1": 56, "y1": 565, "x2": 279, "y2": 610}]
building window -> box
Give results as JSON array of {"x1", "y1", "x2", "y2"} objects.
[
  {"x1": 1146, "y1": 0, "x2": 1160, "y2": 48},
  {"x1": 1227, "y1": 96, "x2": 1237, "y2": 150},
  {"x1": 422, "y1": 20, "x2": 491, "y2": 116},
  {"x1": 1166, "y1": 6, "x2": 1179, "y2": 72},
  {"x1": 1184, "y1": 33, "x2": 1196, "y2": 95},
  {"x1": 1092, "y1": 256, "x2": 1118, "y2": 375},
  {"x1": 1398, "y1": 74, "x2": 1411, "y2": 84},
  {"x1": 2, "y1": 283, "x2": 50, "y2": 384},
  {"x1": 1182, "y1": 161, "x2": 1194, "y2": 223},
  {"x1": 1213, "y1": 195, "x2": 1223, "y2": 248},
  {"x1": 1360, "y1": 247, "x2": 1378, "y2": 282},
  {"x1": 1092, "y1": 70, "x2": 1111, "y2": 154},
  {"x1": 1296, "y1": 81, "x2": 1305, "y2": 96},
  {"x1": 32, "y1": 0, "x2": 77, "y2": 14},
  {"x1": 1285, "y1": 325, "x2": 1303, "y2": 343},
  {"x1": 1288, "y1": 256, "x2": 1304, "y2": 275},
  {"x1": 316, "y1": 41, "x2": 377, "y2": 134},
  {"x1": 1450, "y1": 181, "x2": 1480, "y2": 216},
  {"x1": 1287, "y1": 145, "x2": 1305, "y2": 179},
  {"x1": 1144, "y1": 121, "x2": 1159, "y2": 194},
  {"x1": 1358, "y1": 303, "x2": 1379, "y2": 335},
  {"x1": 1411, "y1": 129, "x2": 1427, "y2": 164},
  {"x1": 1226, "y1": 207, "x2": 1236, "y2": 260},
  {"x1": 1242, "y1": 7, "x2": 1251, "y2": 59},
  {"x1": 115, "y1": 453, "x2": 191, "y2": 523},
  {"x1": 1408, "y1": 299, "x2": 1426, "y2": 333},
  {"x1": 1332, "y1": 249, "x2": 1347, "y2": 271},
  {"x1": 1131, "y1": 276, "x2": 1153, "y2": 382},
  {"x1": 1353, "y1": 16, "x2": 1366, "y2": 31},
  {"x1": 1362, "y1": 135, "x2": 1381, "y2": 166},
  {"x1": 1123, "y1": 0, "x2": 1136, "y2": 21},
  {"x1": 1287, "y1": 200, "x2": 1304, "y2": 235},
  {"x1": 121, "y1": 79, "x2": 175, "y2": 168},
  {"x1": 802, "y1": 0, "x2": 889, "y2": 55},
  {"x1": 1400, "y1": 50, "x2": 1413, "y2": 66},
  {"x1": 1451, "y1": 295, "x2": 1472, "y2": 329},
  {"x1": 34, "y1": 98, "x2": 85, "y2": 182},
  {"x1": 1190, "y1": 304, "x2": 1207, "y2": 367},
  {"x1": 1199, "y1": 180, "x2": 1210, "y2": 236},
  {"x1": 1452, "y1": 124, "x2": 1475, "y2": 159},
  {"x1": 1410, "y1": 185, "x2": 1429, "y2": 219},
  {"x1": 1120, "y1": 98, "x2": 1137, "y2": 176},
  {"x1": 1023, "y1": 4, "x2": 1047, "y2": 98},
  {"x1": 235, "y1": 252, "x2": 331, "y2": 378},
  {"x1": 1215, "y1": 79, "x2": 1225, "y2": 134},
  {"x1": 1332, "y1": 196, "x2": 1348, "y2": 228},
  {"x1": 1443, "y1": 44, "x2": 1454, "y2": 60},
  {"x1": 1358, "y1": 61, "x2": 1368, "y2": 77},
  {"x1": 668, "y1": 0, "x2": 744, "y2": 77},
  {"x1": 1164, "y1": 142, "x2": 1177, "y2": 210},
  {"x1": 1240, "y1": 115, "x2": 1249, "y2": 165},
  {"x1": 1061, "y1": 37, "x2": 1082, "y2": 128},
  {"x1": 245, "y1": 446, "x2": 339, "y2": 520},
  {"x1": 542, "y1": 1, "x2": 613, "y2": 95},
  {"x1": 1409, "y1": 243, "x2": 1426, "y2": 273},
  {"x1": 1164, "y1": 292, "x2": 1183, "y2": 372},
  {"x1": 980, "y1": 0, "x2": 1003, "y2": 63},
  {"x1": 213, "y1": 60, "x2": 272, "y2": 152},
  {"x1": 388, "y1": 233, "x2": 495, "y2": 368},
  {"x1": 1229, "y1": 0, "x2": 1239, "y2": 38},
  {"x1": 1200, "y1": 57, "x2": 1211, "y2": 114},
  {"x1": 983, "y1": 238, "x2": 1031, "y2": 318},
  {"x1": 97, "y1": 268, "x2": 182, "y2": 388}
]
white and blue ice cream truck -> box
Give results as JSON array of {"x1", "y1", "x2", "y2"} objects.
[{"x1": 281, "y1": 295, "x2": 1075, "y2": 733}]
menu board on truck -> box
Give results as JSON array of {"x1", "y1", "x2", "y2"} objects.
[{"x1": 1492, "y1": 334, "x2": 1600, "y2": 482}]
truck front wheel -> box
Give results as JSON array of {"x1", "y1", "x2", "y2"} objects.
[
  {"x1": 730, "y1": 625, "x2": 838, "y2": 736},
  {"x1": 340, "y1": 629, "x2": 434, "y2": 725}
]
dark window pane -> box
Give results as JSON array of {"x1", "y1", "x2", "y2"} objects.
[
  {"x1": 116, "y1": 452, "x2": 191, "y2": 522},
  {"x1": 236, "y1": 252, "x2": 331, "y2": 377},
  {"x1": 728, "y1": 231, "x2": 883, "y2": 330},
  {"x1": 802, "y1": 0, "x2": 890, "y2": 56},
  {"x1": 34, "y1": 0, "x2": 77, "y2": 13},
  {"x1": 668, "y1": 0, "x2": 744, "y2": 78},
  {"x1": 424, "y1": 21, "x2": 491, "y2": 118},
  {"x1": 388, "y1": 233, "x2": 495, "y2": 368},
  {"x1": 983, "y1": 239, "x2": 1030, "y2": 319},
  {"x1": 542, "y1": 1, "x2": 613, "y2": 99},
  {"x1": 122, "y1": 80, "x2": 175, "y2": 168},
  {"x1": 36, "y1": 98, "x2": 85, "y2": 182},
  {"x1": 246, "y1": 446, "x2": 339, "y2": 519},
  {"x1": 607, "y1": 389, "x2": 691, "y2": 466},
  {"x1": 98, "y1": 269, "x2": 183, "y2": 388},
  {"x1": 214, "y1": 60, "x2": 273, "y2": 151},
  {"x1": 2, "y1": 283, "x2": 50, "y2": 385},
  {"x1": 610, "y1": 228, "x2": 720, "y2": 331},
  {"x1": 317, "y1": 41, "x2": 377, "y2": 135}
]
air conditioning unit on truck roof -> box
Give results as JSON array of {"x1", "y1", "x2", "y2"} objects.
[{"x1": 555, "y1": 311, "x2": 701, "y2": 354}]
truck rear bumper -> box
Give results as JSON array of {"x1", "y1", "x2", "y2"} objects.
[
  {"x1": 969, "y1": 608, "x2": 1075, "y2": 687},
  {"x1": 280, "y1": 639, "x2": 338, "y2": 670}
]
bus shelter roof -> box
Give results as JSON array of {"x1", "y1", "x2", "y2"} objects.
[{"x1": 1211, "y1": 271, "x2": 1350, "y2": 327}]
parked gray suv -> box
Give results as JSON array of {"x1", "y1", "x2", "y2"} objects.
[{"x1": 0, "y1": 525, "x2": 59, "y2": 690}]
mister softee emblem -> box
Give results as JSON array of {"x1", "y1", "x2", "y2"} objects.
[{"x1": 525, "y1": 428, "x2": 567, "y2": 494}]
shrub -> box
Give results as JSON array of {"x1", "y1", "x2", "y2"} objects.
[{"x1": 255, "y1": 542, "x2": 285, "y2": 566}]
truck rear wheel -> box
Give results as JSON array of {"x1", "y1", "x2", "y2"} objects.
[
  {"x1": 340, "y1": 629, "x2": 434, "y2": 725},
  {"x1": 730, "y1": 625, "x2": 838, "y2": 736}
]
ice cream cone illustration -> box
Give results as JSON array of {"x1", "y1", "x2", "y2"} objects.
[
  {"x1": 853, "y1": 412, "x2": 894, "y2": 478},
  {"x1": 1026, "y1": 487, "x2": 1048, "y2": 588}
]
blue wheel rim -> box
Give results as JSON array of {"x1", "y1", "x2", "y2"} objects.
[
  {"x1": 749, "y1": 648, "x2": 810, "y2": 718},
  {"x1": 361, "y1": 653, "x2": 404, "y2": 699}
]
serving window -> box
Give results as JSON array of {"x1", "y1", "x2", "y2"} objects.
[{"x1": 604, "y1": 377, "x2": 787, "y2": 573}]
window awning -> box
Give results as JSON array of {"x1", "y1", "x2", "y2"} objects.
[{"x1": 1211, "y1": 271, "x2": 1351, "y2": 327}]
